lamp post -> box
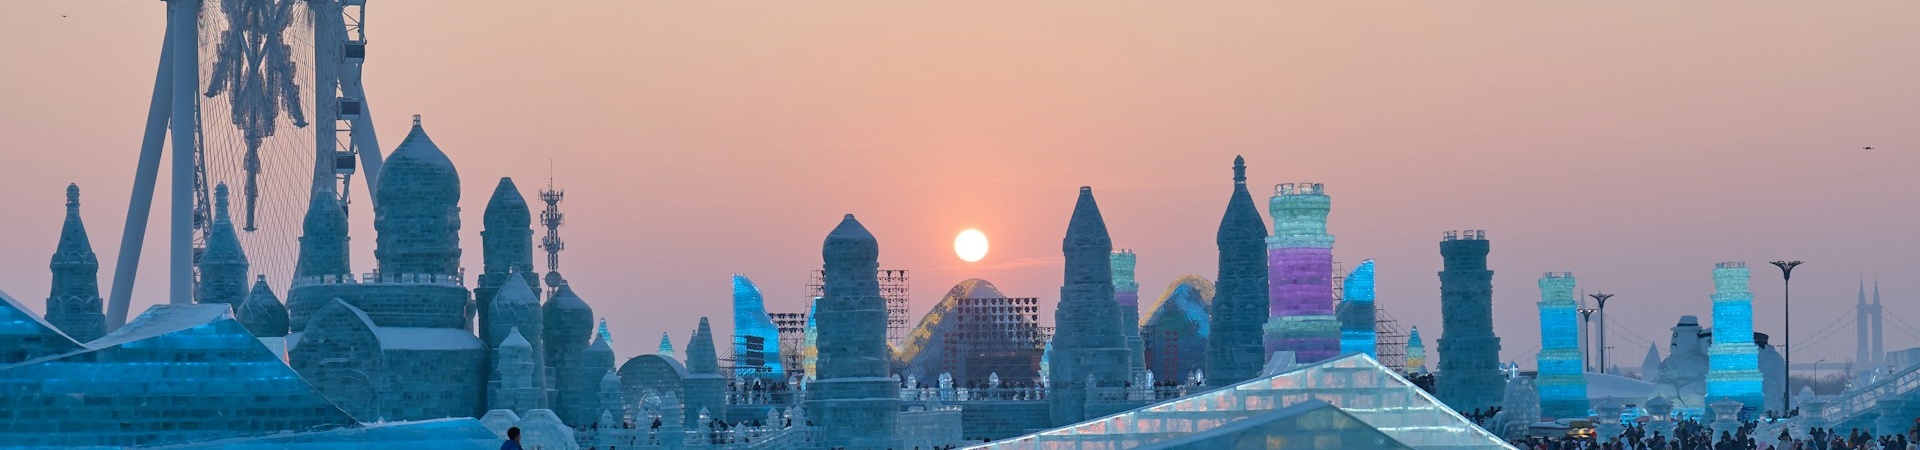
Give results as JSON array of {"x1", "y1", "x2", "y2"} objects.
[
  {"x1": 1770, "y1": 260, "x2": 1802, "y2": 412},
  {"x1": 1579, "y1": 307, "x2": 1598, "y2": 372},
  {"x1": 1590, "y1": 292, "x2": 1615, "y2": 374}
]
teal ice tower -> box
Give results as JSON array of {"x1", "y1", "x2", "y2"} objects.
[
  {"x1": 1338, "y1": 260, "x2": 1377, "y2": 358},
  {"x1": 732, "y1": 274, "x2": 783, "y2": 377},
  {"x1": 1050, "y1": 187, "x2": 1132, "y2": 426},
  {"x1": 45, "y1": 184, "x2": 105, "y2": 342},
  {"x1": 1265, "y1": 182, "x2": 1340, "y2": 363},
  {"x1": 1535, "y1": 272, "x2": 1590, "y2": 418},
  {"x1": 1436, "y1": 230, "x2": 1503, "y2": 413},
  {"x1": 1112, "y1": 249, "x2": 1147, "y2": 378},
  {"x1": 1209, "y1": 156, "x2": 1271, "y2": 386},
  {"x1": 806, "y1": 214, "x2": 901, "y2": 448},
  {"x1": 1706, "y1": 262, "x2": 1764, "y2": 409}
]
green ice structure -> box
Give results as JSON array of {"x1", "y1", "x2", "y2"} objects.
[{"x1": 969, "y1": 353, "x2": 1514, "y2": 450}]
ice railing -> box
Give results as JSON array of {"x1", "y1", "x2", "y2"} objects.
[
  {"x1": 573, "y1": 421, "x2": 796, "y2": 449},
  {"x1": 292, "y1": 269, "x2": 467, "y2": 288},
  {"x1": 1822, "y1": 361, "x2": 1920, "y2": 423}
]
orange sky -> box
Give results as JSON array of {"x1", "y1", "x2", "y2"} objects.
[{"x1": 2, "y1": 1, "x2": 1918, "y2": 368}]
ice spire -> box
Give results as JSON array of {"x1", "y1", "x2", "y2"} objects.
[
  {"x1": 687, "y1": 317, "x2": 719, "y2": 375},
  {"x1": 46, "y1": 183, "x2": 105, "y2": 342},
  {"x1": 1210, "y1": 156, "x2": 1270, "y2": 386},
  {"x1": 479, "y1": 177, "x2": 539, "y2": 347},
  {"x1": 236, "y1": 275, "x2": 288, "y2": 337},
  {"x1": 1641, "y1": 342, "x2": 1662, "y2": 382},
  {"x1": 198, "y1": 183, "x2": 250, "y2": 307},
  {"x1": 486, "y1": 271, "x2": 545, "y2": 406},
  {"x1": 596, "y1": 318, "x2": 613, "y2": 347},
  {"x1": 294, "y1": 186, "x2": 350, "y2": 278},
  {"x1": 1050, "y1": 187, "x2": 1130, "y2": 426},
  {"x1": 1407, "y1": 326, "x2": 1427, "y2": 372},
  {"x1": 807, "y1": 214, "x2": 901, "y2": 448},
  {"x1": 658, "y1": 332, "x2": 674, "y2": 356}
]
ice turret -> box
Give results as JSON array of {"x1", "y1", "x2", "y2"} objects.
[
  {"x1": 1050, "y1": 187, "x2": 1131, "y2": 426},
  {"x1": 294, "y1": 188, "x2": 350, "y2": 278},
  {"x1": 1535, "y1": 272, "x2": 1589, "y2": 418},
  {"x1": 731, "y1": 275, "x2": 783, "y2": 376},
  {"x1": 1210, "y1": 156, "x2": 1270, "y2": 385},
  {"x1": 479, "y1": 177, "x2": 540, "y2": 346},
  {"x1": 374, "y1": 116, "x2": 461, "y2": 276},
  {"x1": 487, "y1": 273, "x2": 545, "y2": 406},
  {"x1": 492, "y1": 327, "x2": 545, "y2": 413},
  {"x1": 236, "y1": 275, "x2": 288, "y2": 337},
  {"x1": 1337, "y1": 260, "x2": 1377, "y2": 357},
  {"x1": 1265, "y1": 179, "x2": 1338, "y2": 363},
  {"x1": 198, "y1": 184, "x2": 250, "y2": 307},
  {"x1": 544, "y1": 282, "x2": 595, "y2": 425},
  {"x1": 598, "y1": 370, "x2": 625, "y2": 422},
  {"x1": 805, "y1": 214, "x2": 900, "y2": 448},
  {"x1": 559, "y1": 331, "x2": 616, "y2": 425},
  {"x1": 46, "y1": 183, "x2": 105, "y2": 342}
]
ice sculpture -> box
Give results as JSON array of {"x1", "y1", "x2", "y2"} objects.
[
  {"x1": 683, "y1": 317, "x2": 728, "y2": 424},
  {"x1": 199, "y1": 183, "x2": 250, "y2": 307},
  {"x1": 1641, "y1": 343, "x2": 1662, "y2": 382},
  {"x1": 545, "y1": 282, "x2": 597, "y2": 424},
  {"x1": 236, "y1": 275, "x2": 289, "y2": 337},
  {"x1": 1407, "y1": 326, "x2": 1427, "y2": 373},
  {"x1": 806, "y1": 214, "x2": 901, "y2": 448},
  {"x1": 1112, "y1": 249, "x2": 1148, "y2": 378},
  {"x1": 1706, "y1": 262, "x2": 1764, "y2": 409},
  {"x1": 485, "y1": 273, "x2": 546, "y2": 408},
  {"x1": 1535, "y1": 272, "x2": 1590, "y2": 418},
  {"x1": 1652, "y1": 315, "x2": 1710, "y2": 409},
  {"x1": 1265, "y1": 181, "x2": 1339, "y2": 363},
  {"x1": 1339, "y1": 259, "x2": 1377, "y2": 357},
  {"x1": 969, "y1": 354, "x2": 1512, "y2": 450},
  {"x1": 1436, "y1": 230, "x2": 1504, "y2": 412},
  {"x1": 1049, "y1": 188, "x2": 1131, "y2": 426},
  {"x1": 658, "y1": 331, "x2": 673, "y2": 356},
  {"x1": 45, "y1": 183, "x2": 105, "y2": 342},
  {"x1": 492, "y1": 327, "x2": 545, "y2": 413},
  {"x1": 1210, "y1": 156, "x2": 1271, "y2": 386},
  {"x1": 1493, "y1": 377, "x2": 1541, "y2": 439},
  {"x1": 731, "y1": 274, "x2": 784, "y2": 377},
  {"x1": 1143, "y1": 275, "x2": 1214, "y2": 384},
  {"x1": 478, "y1": 177, "x2": 540, "y2": 350}
]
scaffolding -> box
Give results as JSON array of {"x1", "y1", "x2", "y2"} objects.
[
  {"x1": 805, "y1": 269, "x2": 911, "y2": 346},
  {"x1": 771, "y1": 311, "x2": 809, "y2": 378},
  {"x1": 1375, "y1": 307, "x2": 1409, "y2": 373}
]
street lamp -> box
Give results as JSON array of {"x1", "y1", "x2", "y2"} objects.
[
  {"x1": 1771, "y1": 260, "x2": 1802, "y2": 412},
  {"x1": 1590, "y1": 292, "x2": 1615, "y2": 373},
  {"x1": 1579, "y1": 307, "x2": 1598, "y2": 372}
]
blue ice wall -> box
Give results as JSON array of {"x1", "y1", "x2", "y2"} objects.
[
  {"x1": 731, "y1": 274, "x2": 783, "y2": 377},
  {"x1": 1338, "y1": 260, "x2": 1377, "y2": 358}
]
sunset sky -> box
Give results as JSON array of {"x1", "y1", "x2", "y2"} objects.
[{"x1": 2, "y1": 1, "x2": 1917, "y2": 369}]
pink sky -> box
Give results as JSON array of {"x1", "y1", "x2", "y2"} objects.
[{"x1": 2, "y1": 1, "x2": 1917, "y2": 369}]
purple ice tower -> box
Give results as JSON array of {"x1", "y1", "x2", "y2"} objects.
[{"x1": 1262, "y1": 182, "x2": 1340, "y2": 363}]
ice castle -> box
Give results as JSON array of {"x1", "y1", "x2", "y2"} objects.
[
  {"x1": 1209, "y1": 156, "x2": 1270, "y2": 386},
  {"x1": 1265, "y1": 181, "x2": 1340, "y2": 363}
]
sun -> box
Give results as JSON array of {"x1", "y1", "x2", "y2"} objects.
[{"x1": 954, "y1": 229, "x2": 989, "y2": 263}]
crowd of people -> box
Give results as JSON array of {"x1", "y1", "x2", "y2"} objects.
[{"x1": 1509, "y1": 418, "x2": 1920, "y2": 450}]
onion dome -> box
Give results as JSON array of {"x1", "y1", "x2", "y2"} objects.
[
  {"x1": 373, "y1": 115, "x2": 462, "y2": 276},
  {"x1": 822, "y1": 214, "x2": 878, "y2": 264},
  {"x1": 236, "y1": 275, "x2": 289, "y2": 337}
]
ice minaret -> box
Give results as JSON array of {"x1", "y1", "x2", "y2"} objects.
[
  {"x1": 683, "y1": 317, "x2": 727, "y2": 424},
  {"x1": 479, "y1": 178, "x2": 540, "y2": 347},
  {"x1": 237, "y1": 275, "x2": 289, "y2": 337},
  {"x1": 486, "y1": 273, "x2": 546, "y2": 408},
  {"x1": 658, "y1": 332, "x2": 674, "y2": 356},
  {"x1": 1706, "y1": 262, "x2": 1763, "y2": 409},
  {"x1": 1050, "y1": 188, "x2": 1130, "y2": 426},
  {"x1": 1407, "y1": 326, "x2": 1427, "y2": 372},
  {"x1": 492, "y1": 327, "x2": 544, "y2": 413},
  {"x1": 1436, "y1": 230, "x2": 1502, "y2": 412},
  {"x1": 294, "y1": 187, "x2": 350, "y2": 280},
  {"x1": 595, "y1": 319, "x2": 612, "y2": 346},
  {"x1": 1209, "y1": 157, "x2": 1270, "y2": 386},
  {"x1": 374, "y1": 117, "x2": 462, "y2": 277},
  {"x1": 198, "y1": 184, "x2": 250, "y2": 307},
  {"x1": 545, "y1": 282, "x2": 596, "y2": 425},
  {"x1": 1535, "y1": 272, "x2": 1589, "y2": 418},
  {"x1": 732, "y1": 275, "x2": 783, "y2": 376},
  {"x1": 1338, "y1": 260, "x2": 1377, "y2": 357},
  {"x1": 1111, "y1": 249, "x2": 1147, "y2": 377},
  {"x1": 46, "y1": 183, "x2": 105, "y2": 342},
  {"x1": 806, "y1": 214, "x2": 900, "y2": 448},
  {"x1": 1264, "y1": 181, "x2": 1338, "y2": 363}
]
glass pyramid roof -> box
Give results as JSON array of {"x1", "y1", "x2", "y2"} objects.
[{"x1": 969, "y1": 353, "x2": 1514, "y2": 450}]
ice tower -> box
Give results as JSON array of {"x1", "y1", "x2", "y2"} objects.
[
  {"x1": 806, "y1": 214, "x2": 901, "y2": 448},
  {"x1": 478, "y1": 178, "x2": 541, "y2": 345},
  {"x1": 1338, "y1": 260, "x2": 1377, "y2": 358},
  {"x1": 545, "y1": 282, "x2": 598, "y2": 424},
  {"x1": 1407, "y1": 326, "x2": 1427, "y2": 372},
  {"x1": 486, "y1": 274, "x2": 546, "y2": 408},
  {"x1": 1050, "y1": 188, "x2": 1131, "y2": 426},
  {"x1": 1535, "y1": 272, "x2": 1590, "y2": 418},
  {"x1": 1265, "y1": 182, "x2": 1339, "y2": 363},
  {"x1": 732, "y1": 274, "x2": 783, "y2": 377},
  {"x1": 198, "y1": 184, "x2": 250, "y2": 307},
  {"x1": 1706, "y1": 262, "x2": 1763, "y2": 409},
  {"x1": 1209, "y1": 156, "x2": 1271, "y2": 386},
  {"x1": 1436, "y1": 230, "x2": 1502, "y2": 412},
  {"x1": 1111, "y1": 249, "x2": 1147, "y2": 377},
  {"x1": 46, "y1": 183, "x2": 105, "y2": 342}
]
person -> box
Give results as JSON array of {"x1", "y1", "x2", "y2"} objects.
[{"x1": 501, "y1": 427, "x2": 524, "y2": 450}]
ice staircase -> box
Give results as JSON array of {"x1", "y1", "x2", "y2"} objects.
[{"x1": 1788, "y1": 362, "x2": 1920, "y2": 437}]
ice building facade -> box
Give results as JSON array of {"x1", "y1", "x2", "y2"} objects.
[
  {"x1": 45, "y1": 183, "x2": 105, "y2": 342},
  {"x1": 1437, "y1": 230, "x2": 1504, "y2": 413},
  {"x1": 1265, "y1": 181, "x2": 1339, "y2": 363},
  {"x1": 1338, "y1": 259, "x2": 1378, "y2": 358},
  {"x1": 1535, "y1": 272, "x2": 1590, "y2": 418},
  {"x1": 1050, "y1": 188, "x2": 1133, "y2": 426},
  {"x1": 732, "y1": 274, "x2": 784, "y2": 377},
  {"x1": 896, "y1": 279, "x2": 1046, "y2": 386},
  {"x1": 1142, "y1": 275, "x2": 1214, "y2": 384},
  {"x1": 1210, "y1": 156, "x2": 1271, "y2": 386},
  {"x1": 1408, "y1": 326, "x2": 1427, "y2": 372},
  {"x1": 1706, "y1": 262, "x2": 1764, "y2": 409},
  {"x1": 1112, "y1": 249, "x2": 1148, "y2": 378},
  {"x1": 806, "y1": 214, "x2": 902, "y2": 448}
]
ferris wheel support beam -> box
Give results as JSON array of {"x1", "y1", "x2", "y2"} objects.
[{"x1": 106, "y1": 0, "x2": 201, "y2": 331}]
